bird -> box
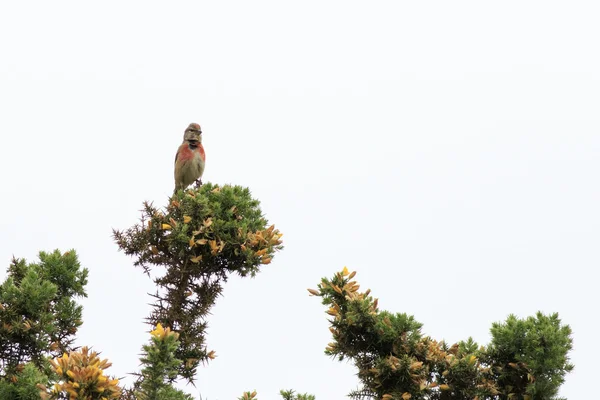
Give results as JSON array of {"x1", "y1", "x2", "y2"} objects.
[{"x1": 174, "y1": 123, "x2": 206, "y2": 191}]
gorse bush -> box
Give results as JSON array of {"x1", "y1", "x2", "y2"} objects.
[
  {"x1": 309, "y1": 267, "x2": 573, "y2": 400},
  {"x1": 484, "y1": 312, "x2": 573, "y2": 399},
  {"x1": 0, "y1": 182, "x2": 573, "y2": 399},
  {"x1": 128, "y1": 323, "x2": 194, "y2": 400},
  {"x1": 0, "y1": 363, "x2": 48, "y2": 400},
  {"x1": 0, "y1": 250, "x2": 88, "y2": 378},
  {"x1": 113, "y1": 183, "x2": 284, "y2": 382},
  {"x1": 39, "y1": 347, "x2": 121, "y2": 400}
]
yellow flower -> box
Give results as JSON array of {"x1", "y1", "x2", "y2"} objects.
[{"x1": 150, "y1": 323, "x2": 165, "y2": 338}]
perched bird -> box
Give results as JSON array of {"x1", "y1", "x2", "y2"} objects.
[{"x1": 174, "y1": 123, "x2": 206, "y2": 191}]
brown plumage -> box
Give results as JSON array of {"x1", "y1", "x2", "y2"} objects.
[{"x1": 174, "y1": 123, "x2": 206, "y2": 191}]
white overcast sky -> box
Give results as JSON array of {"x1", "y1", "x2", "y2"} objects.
[{"x1": 1, "y1": 1, "x2": 599, "y2": 399}]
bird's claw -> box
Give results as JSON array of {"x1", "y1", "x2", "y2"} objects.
[{"x1": 194, "y1": 179, "x2": 203, "y2": 187}]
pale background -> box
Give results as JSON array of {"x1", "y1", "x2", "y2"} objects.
[{"x1": 1, "y1": 1, "x2": 598, "y2": 399}]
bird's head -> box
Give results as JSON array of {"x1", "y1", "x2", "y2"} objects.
[{"x1": 183, "y1": 123, "x2": 202, "y2": 143}]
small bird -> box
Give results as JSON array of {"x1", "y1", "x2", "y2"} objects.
[{"x1": 174, "y1": 123, "x2": 206, "y2": 191}]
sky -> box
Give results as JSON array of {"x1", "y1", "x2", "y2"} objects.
[{"x1": 1, "y1": 1, "x2": 599, "y2": 399}]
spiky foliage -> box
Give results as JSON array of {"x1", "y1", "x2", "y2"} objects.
[
  {"x1": 309, "y1": 267, "x2": 573, "y2": 400},
  {"x1": 113, "y1": 183, "x2": 283, "y2": 382},
  {"x1": 39, "y1": 346, "x2": 121, "y2": 400},
  {"x1": 238, "y1": 389, "x2": 316, "y2": 400},
  {"x1": 0, "y1": 362, "x2": 49, "y2": 400},
  {"x1": 483, "y1": 313, "x2": 573, "y2": 399},
  {"x1": 280, "y1": 389, "x2": 316, "y2": 400},
  {"x1": 0, "y1": 250, "x2": 88, "y2": 376},
  {"x1": 135, "y1": 323, "x2": 193, "y2": 400},
  {"x1": 239, "y1": 390, "x2": 258, "y2": 400}
]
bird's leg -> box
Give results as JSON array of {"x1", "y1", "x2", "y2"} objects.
[{"x1": 194, "y1": 178, "x2": 203, "y2": 187}]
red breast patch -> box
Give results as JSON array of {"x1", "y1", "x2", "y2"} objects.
[
  {"x1": 177, "y1": 143, "x2": 205, "y2": 162},
  {"x1": 177, "y1": 144, "x2": 194, "y2": 161}
]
